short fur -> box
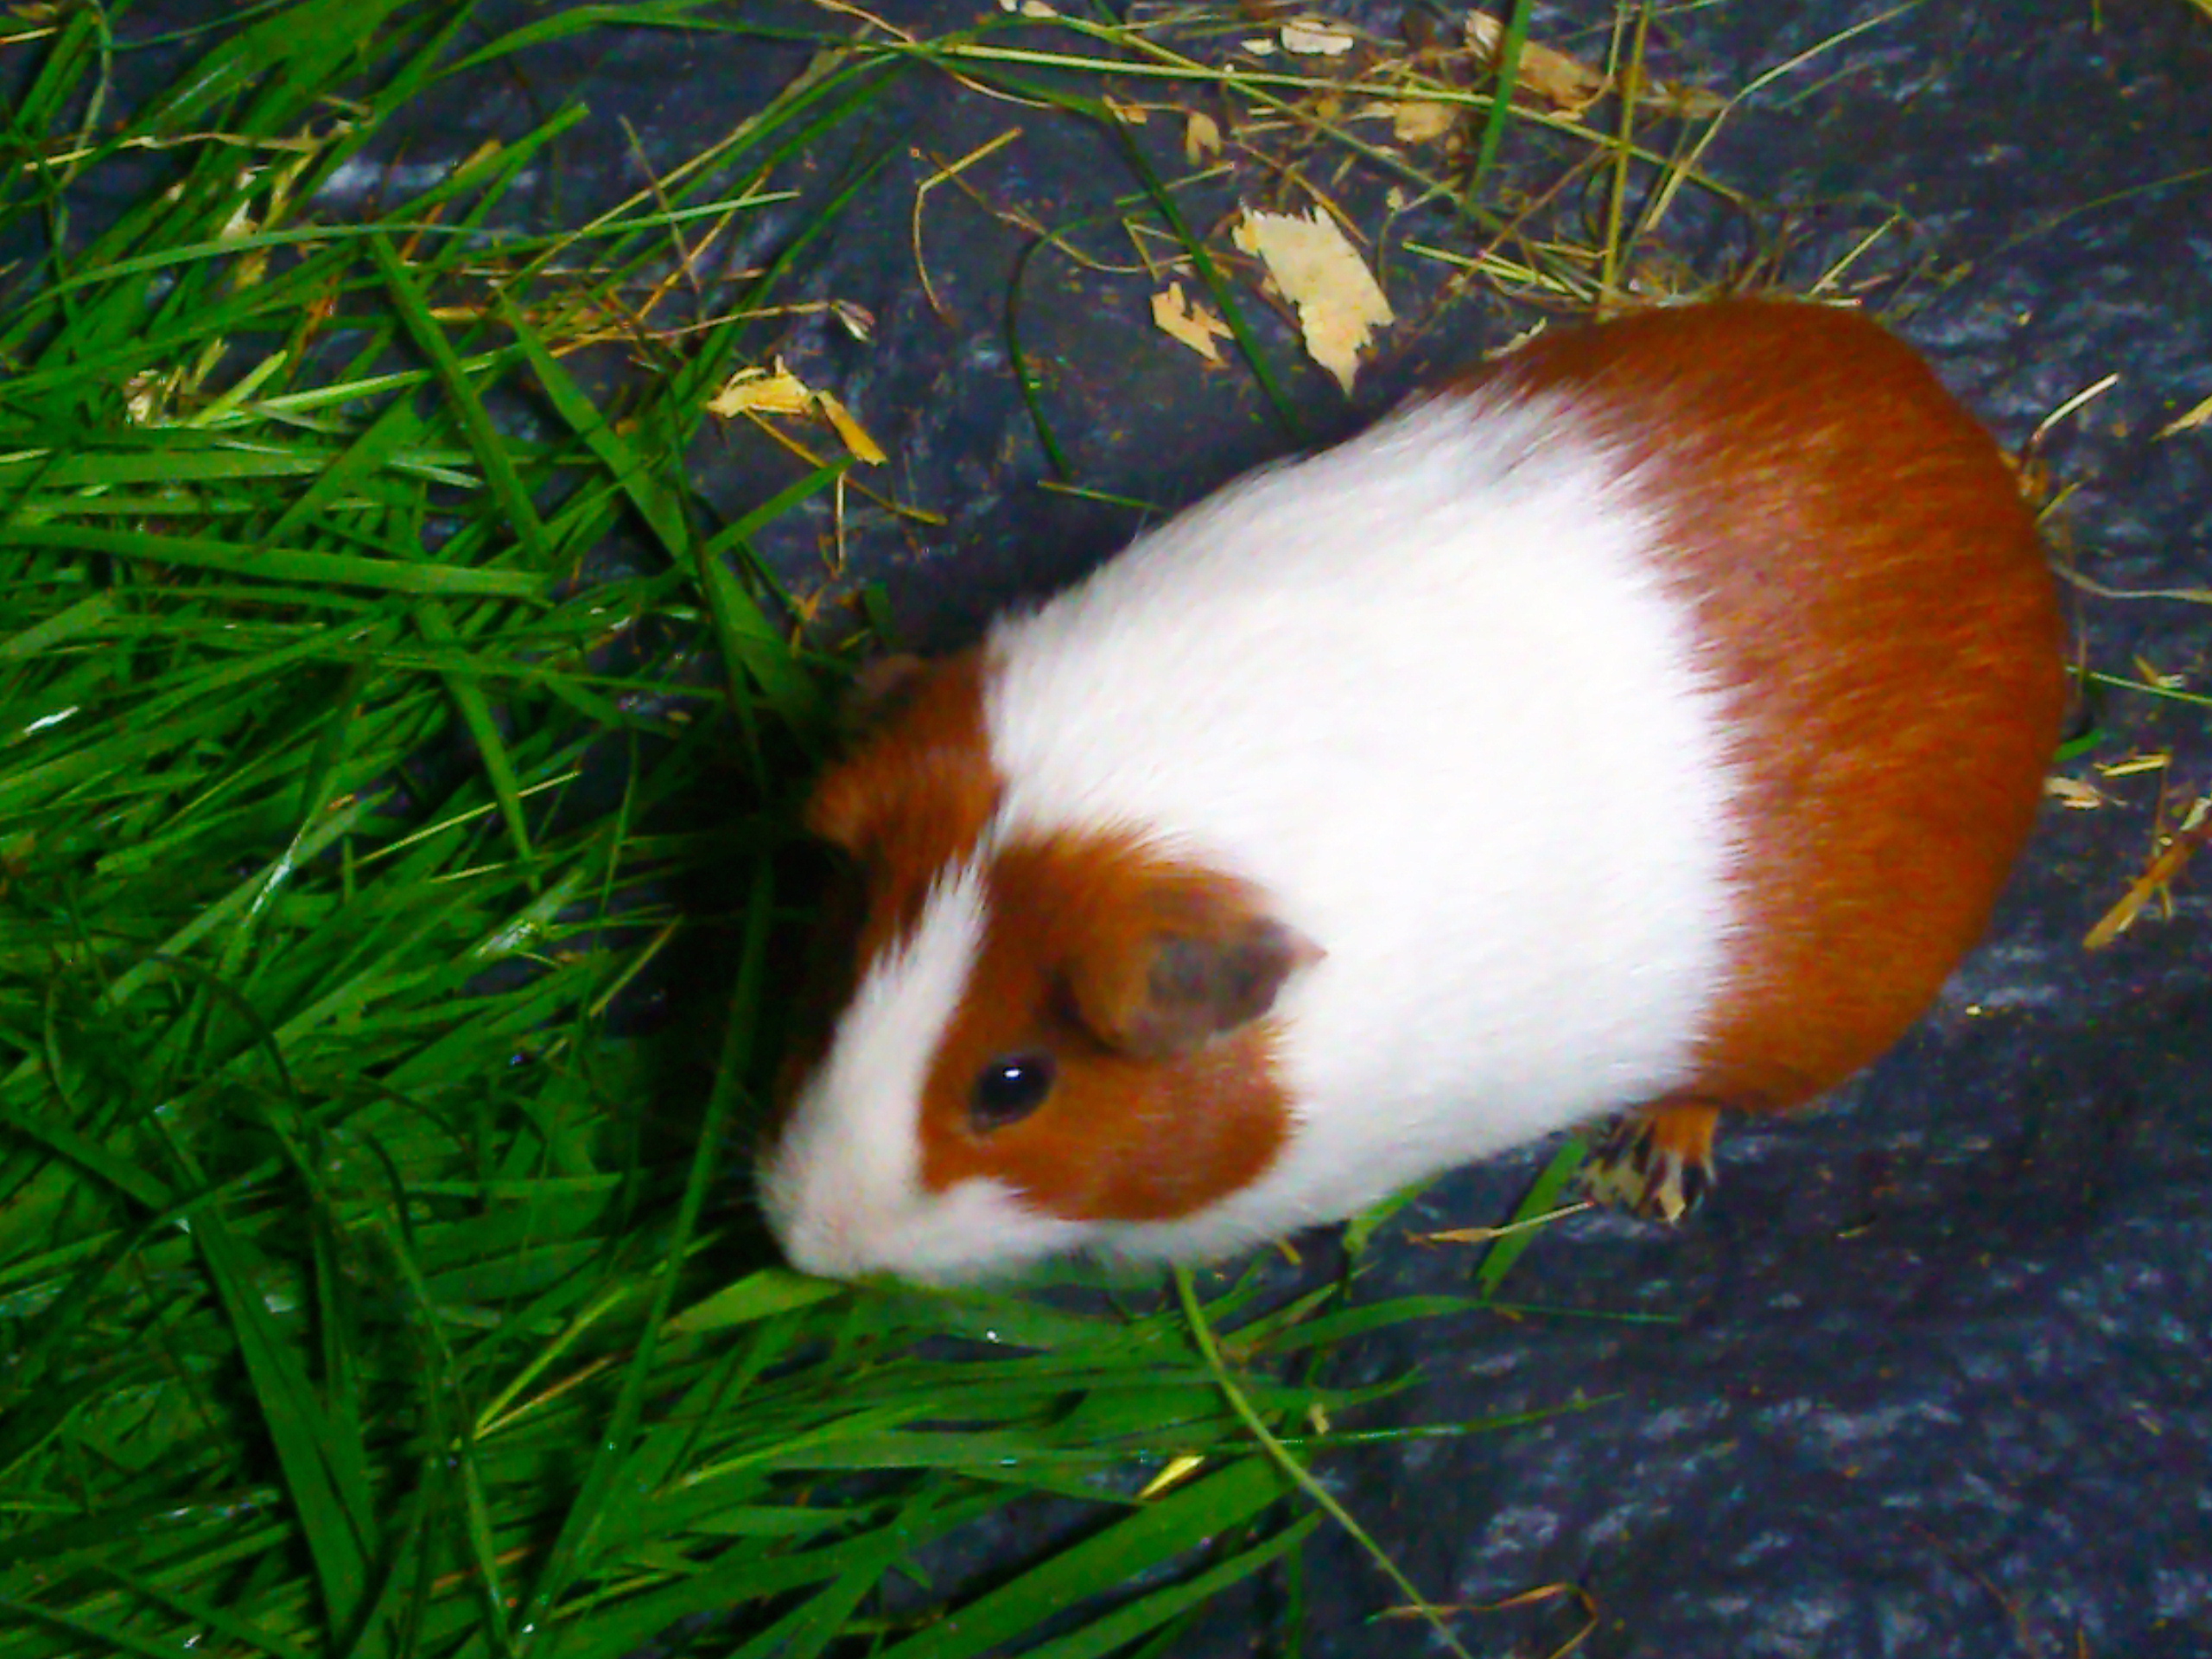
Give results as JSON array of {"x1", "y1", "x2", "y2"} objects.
[{"x1": 759, "y1": 299, "x2": 2064, "y2": 1284}]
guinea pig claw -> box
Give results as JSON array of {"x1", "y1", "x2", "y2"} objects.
[{"x1": 1580, "y1": 1103, "x2": 1720, "y2": 1223}]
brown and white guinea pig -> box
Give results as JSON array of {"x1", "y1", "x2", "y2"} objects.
[{"x1": 757, "y1": 297, "x2": 2066, "y2": 1284}]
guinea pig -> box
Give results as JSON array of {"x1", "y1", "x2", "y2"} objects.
[{"x1": 757, "y1": 297, "x2": 2066, "y2": 1285}]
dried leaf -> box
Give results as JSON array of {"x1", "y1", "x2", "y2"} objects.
[
  {"x1": 2133, "y1": 656, "x2": 2189, "y2": 690},
  {"x1": 708, "y1": 360, "x2": 885, "y2": 465},
  {"x1": 1232, "y1": 206, "x2": 1395, "y2": 392},
  {"x1": 1385, "y1": 98, "x2": 1459, "y2": 143},
  {"x1": 2044, "y1": 775, "x2": 2108, "y2": 810},
  {"x1": 1184, "y1": 110, "x2": 1223, "y2": 162},
  {"x1": 2097, "y1": 751, "x2": 2171, "y2": 779},
  {"x1": 1151, "y1": 282, "x2": 1233, "y2": 365},
  {"x1": 1649, "y1": 82, "x2": 1728, "y2": 119},
  {"x1": 1279, "y1": 16, "x2": 1357, "y2": 55},
  {"x1": 816, "y1": 391, "x2": 887, "y2": 465},
  {"x1": 708, "y1": 364, "x2": 811, "y2": 418},
  {"x1": 1465, "y1": 10, "x2": 1607, "y2": 114}
]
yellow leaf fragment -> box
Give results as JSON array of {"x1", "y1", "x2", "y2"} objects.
[
  {"x1": 1465, "y1": 10, "x2": 1607, "y2": 114},
  {"x1": 1151, "y1": 282, "x2": 1233, "y2": 365},
  {"x1": 1184, "y1": 109, "x2": 1223, "y2": 162},
  {"x1": 816, "y1": 391, "x2": 887, "y2": 465},
  {"x1": 1138, "y1": 1453, "x2": 1208, "y2": 1500},
  {"x1": 709, "y1": 364, "x2": 812, "y2": 418},
  {"x1": 1233, "y1": 206, "x2": 1395, "y2": 392},
  {"x1": 708, "y1": 360, "x2": 884, "y2": 465}
]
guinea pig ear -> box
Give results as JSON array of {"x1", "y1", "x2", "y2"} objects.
[{"x1": 1066, "y1": 884, "x2": 1321, "y2": 1059}]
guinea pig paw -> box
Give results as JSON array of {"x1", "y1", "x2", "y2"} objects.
[{"x1": 1579, "y1": 1103, "x2": 1719, "y2": 1224}]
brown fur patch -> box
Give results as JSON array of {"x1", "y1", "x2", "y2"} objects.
[
  {"x1": 804, "y1": 650, "x2": 1000, "y2": 951},
  {"x1": 1489, "y1": 300, "x2": 2064, "y2": 1112},
  {"x1": 917, "y1": 833, "x2": 1301, "y2": 1223},
  {"x1": 772, "y1": 652, "x2": 1001, "y2": 1111}
]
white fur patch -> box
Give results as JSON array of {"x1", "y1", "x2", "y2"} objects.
[
  {"x1": 980, "y1": 387, "x2": 1745, "y2": 1264},
  {"x1": 760, "y1": 861, "x2": 1091, "y2": 1281}
]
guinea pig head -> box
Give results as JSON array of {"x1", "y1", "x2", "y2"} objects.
[{"x1": 760, "y1": 652, "x2": 1318, "y2": 1283}]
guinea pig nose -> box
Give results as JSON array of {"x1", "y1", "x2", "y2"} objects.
[{"x1": 970, "y1": 1052, "x2": 1057, "y2": 1132}]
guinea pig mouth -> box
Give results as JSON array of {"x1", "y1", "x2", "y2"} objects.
[{"x1": 760, "y1": 1130, "x2": 1093, "y2": 1285}]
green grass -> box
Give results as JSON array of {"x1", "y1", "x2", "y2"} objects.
[{"x1": 0, "y1": 3, "x2": 1736, "y2": 1655}]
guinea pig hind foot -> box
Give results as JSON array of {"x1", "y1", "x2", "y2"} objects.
[{"x1": 1579, "y1": 1103, "x2": 1720, "y2": 1223}]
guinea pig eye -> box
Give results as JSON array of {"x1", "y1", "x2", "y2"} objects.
[{"x1": 970, "y1": 1052, "x2": 1057, "y2": 1133}]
